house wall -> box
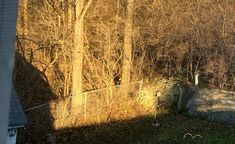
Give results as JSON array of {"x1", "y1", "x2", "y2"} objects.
[
  {"x1": 6, "y1": 129, "x2": 17, "y2": 144},
  {"x1": 0, "y1": 0, "x2": 19, "y2": 143}
]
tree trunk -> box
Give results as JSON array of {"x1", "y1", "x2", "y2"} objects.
[
  {"x1": 121, "y1": 0, "x2": 134, "y2": 85},
  {"x1": 22, "y1": 0, "x2": 28, "y2": 36},
  {"x1": 72, "y1": 0, "x2": 85, "y2": 110},
  {"x1": 67, "y1": 0, "x2": 73, "y2": 28},
  {"x1": 71, "y1": 0, "x2": 94, "y2": 111}
]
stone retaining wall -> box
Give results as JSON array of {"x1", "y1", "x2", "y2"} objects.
[{"x1": 186, "y1": 88, "x2": 235, "y2": 125}]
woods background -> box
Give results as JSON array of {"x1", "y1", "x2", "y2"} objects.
[
  {"x1": 13, "y1": 0, "x2": 235, "y2": 143},
  {"x1": 15, "y1": 0, "x2": 235, "y2": 108}
]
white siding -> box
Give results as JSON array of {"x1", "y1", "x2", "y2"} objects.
[
  {"x1": 0, "y1": 0, "x2": 19, "y2": 143},
  {"x1": 6, "y1": 130, "x2": 17, "y2": 144}
]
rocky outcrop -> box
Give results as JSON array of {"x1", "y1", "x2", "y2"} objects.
[
  {"x1": 139, "y1": 77, "x2": 235, "y2": 125},
  {"x1": 185, "y1": 88, "x2": 235, "y2": 125}
]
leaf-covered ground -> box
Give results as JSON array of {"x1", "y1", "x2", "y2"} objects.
[{"x1": 56, "y1": 113, "x2": 235, "y2": 144}]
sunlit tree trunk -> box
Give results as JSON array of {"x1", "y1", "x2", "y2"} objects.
[
  {"x1": 67, "y1": 0, "x2": 73, "y2": 28},
  {"x1": 72, "y1": 0, "x2": 93, "y2": 110},
  {"x1": 72, "y1": 0, "x2": 85, "y2": 110},
  {"x1": 22, "y1": 0, "x2": 28, "y2": 36},
  {"x1": 121, "y1": 0, "x2": 134, "y2": 85}
]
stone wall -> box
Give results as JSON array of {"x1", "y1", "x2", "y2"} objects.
[
  {"x1": 186, "y1": 88, "x2": 235, "y2": 125},
  {"x1": 140, "y1": 77, "x2": 235, "y2": 125}
]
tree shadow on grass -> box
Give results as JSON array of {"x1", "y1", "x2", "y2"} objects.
[
  {"x1": 55, "y1": 113, "x2": 235, "y2": 144},
  {"x1": 56, "y1": 115, "x2": 163, "y2": 144}
]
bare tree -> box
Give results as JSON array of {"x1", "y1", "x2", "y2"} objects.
[
  {"x1": 67, "y1": 0, "x2": 73, "y2": 28},
  {"x1": 22, "y1": 0, "x2": 28, "y2": 36},
  {"x1": 121, "y1": 0, "x2": 134, "y2": 85},
  {"x1": 72, "y1": 0, "x2": 93, "y2": 109}
]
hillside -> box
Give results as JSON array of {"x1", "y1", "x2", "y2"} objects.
[{"x1": 15, "y1": 0, "x2": 235, "y2": 143}]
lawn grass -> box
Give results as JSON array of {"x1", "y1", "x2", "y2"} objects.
[{"x1": 56, "y1": 114, "x2": 235, "y2": 144}]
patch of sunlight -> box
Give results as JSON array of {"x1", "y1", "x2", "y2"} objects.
[{"x1": 50, "y1": 81, "x2": 157, "y2": 129}]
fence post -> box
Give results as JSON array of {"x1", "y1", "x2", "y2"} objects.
[
  {"x1": 139, "y1": 79, "x2": 143, "y2": 97},
  {"x1": 84, "y1": 92, "x2": 87, "y2": 120},
  {"x1": 110, "y1": 86, "x2": 113, "y2": 105}
]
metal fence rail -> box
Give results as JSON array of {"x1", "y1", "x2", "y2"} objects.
[{"x1": 24, "y1": 80, "x2": 149, "y2": 129}]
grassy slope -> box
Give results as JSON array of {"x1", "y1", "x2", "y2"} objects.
[{"x1": 56, "y1": 114, "x2": 235, "y2": 144}]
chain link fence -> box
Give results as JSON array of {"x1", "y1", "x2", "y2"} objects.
[{"x1": 19, "y1": 80, "x2": 158, "y2": 142}]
